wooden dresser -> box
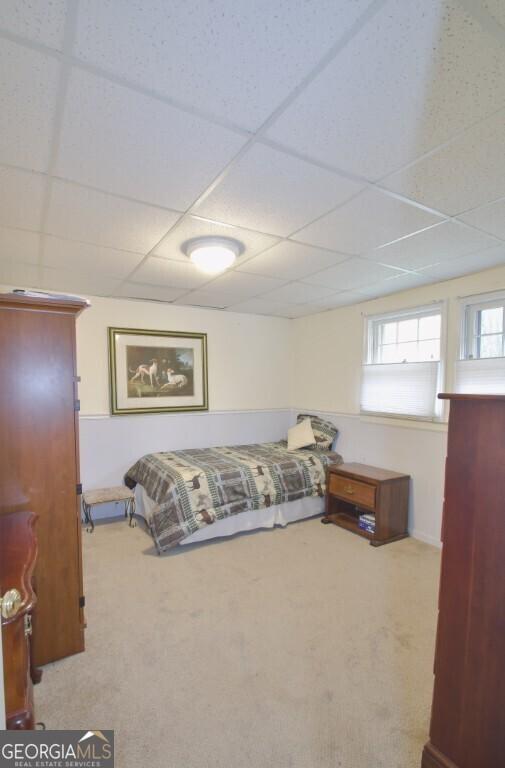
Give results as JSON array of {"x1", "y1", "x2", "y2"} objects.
[
  {"x1": 0, "y1": 293, "x2": 88, "y2": 666},
  {"x1": 422, "y1": 394, "x2": 505, "y2": 768},
  {"x1": 0, "y1": 511, "x2": 38, "y2": 729},
  {"x1": 323, "y1": 462, "x2": 410, "y2": 546}
]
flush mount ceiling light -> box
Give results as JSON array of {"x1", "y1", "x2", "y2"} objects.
[{"x1": 182, "y1": 236, "x2": 243, "y2": 275}]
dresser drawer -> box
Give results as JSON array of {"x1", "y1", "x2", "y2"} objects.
[{"x1": 329, "y1": 474, "x2": 376, "y2": 510}]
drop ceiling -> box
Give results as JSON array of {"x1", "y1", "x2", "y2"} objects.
[{"x1": 0, "y1": 0, "x2": 505, "y2": 318}]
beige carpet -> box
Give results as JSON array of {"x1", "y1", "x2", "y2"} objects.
[{"x1": 37, "y1": 517, "x2": 440, "y2": 768}]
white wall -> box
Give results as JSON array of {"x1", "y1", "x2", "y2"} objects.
[{"x1": 292, "y1": 264, "x2": 505, "y2": 545}]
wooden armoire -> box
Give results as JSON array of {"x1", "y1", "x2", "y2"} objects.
[
  {"x1": 422, "y1": 394, "x2": 505, "y2": 768},
  {"x1": 0, "y1": 293, "x2": 88, "y2": 666}
]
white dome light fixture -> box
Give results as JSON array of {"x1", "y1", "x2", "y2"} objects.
[{"x1": 183, "y1": 236, "x2": 243, "y2": 275}]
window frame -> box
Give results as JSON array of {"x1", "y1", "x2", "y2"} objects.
[
  {"x1": 460, "y1": 290, "x2": 505, "y2": 362},
  {"x1": 366, "y1": 304, "x2": 443, "y2": 366},
  {"x1": 362, "y1": 301, "x2": 447, "y2": 422}
]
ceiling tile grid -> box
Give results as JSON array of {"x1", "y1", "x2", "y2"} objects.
[
  {"x1": 43, "y1": 235, "x2": 145, "y2": 279},
  {"x1": 236, "y1": 241, "x2": 349, "y2": 281},
  {"x1": 382, "y1": 108, "x2": 505, "y2": 215},
  {"x1": 418, "y1": 246, "x2": 505, "y2": 281},
  {"x1": 194, "y1": 142, "x2": 364, "y2": 237},
  {"x1": 131, "y1": 257, "x2": 211, "y2": 290},
  {"x1": 0, "y1": 0, "x2": 505, "y2": 317},
  {"x1": 265, "y1": 0, "x2": 505, "y2": 180},
  {"x1": 46, "y1": 180, "x2": 182, "y2": 253},
  {"x1": 367, "y1": 220, "x2": 502, "y2": 270},
  {"x1": 73, "y1": 0, "x2": 374, "y2": 131},
  {"x1": 294, "y1": 188, "x2": 443, "y2": 254},
  {"x1": 458, "y1": 197, "x2": 505, "y2": 242},
  {"x1": 56, "y1": 68, "x2": 248, "y2": 211}
]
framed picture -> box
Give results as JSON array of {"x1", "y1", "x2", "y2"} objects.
[{"x1": 108, "y1": 327, "x2": 208, "y2": 415}]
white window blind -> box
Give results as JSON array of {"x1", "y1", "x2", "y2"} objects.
[
  {"x1": 361, "y1": 303, "x2": 444, "y2": 420},
  {"x1": 361, "y1": 361, "x2": 440, "y2": 418},
  {"x1": 455, "y1": 357, "x2": 505, "y2": 395}
]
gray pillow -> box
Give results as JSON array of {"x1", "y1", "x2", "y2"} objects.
[{"x1": 296, "y1": 413, "x2": 338, "y2": 451}]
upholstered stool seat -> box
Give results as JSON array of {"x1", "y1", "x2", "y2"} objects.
[{"x1": 82, "y1": 486, "x2": 135, "y2": 532}]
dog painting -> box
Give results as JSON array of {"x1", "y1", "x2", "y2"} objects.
[
  {"x1": 108, "y1": 327, "x2": 208, "y2": 415},
  {"x1": 126, "y1": 345, "x2": 194, "y2": 398}
]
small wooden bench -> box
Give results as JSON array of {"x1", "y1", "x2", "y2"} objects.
[{"x1": 81, "y1": 486, "x2": 135, "y2": 532}]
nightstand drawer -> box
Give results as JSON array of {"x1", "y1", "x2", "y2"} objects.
[{"x1": 329, "y1": 474, "x2": 376, "y2": 510}]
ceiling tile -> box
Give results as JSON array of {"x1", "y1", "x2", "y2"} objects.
[
  {"x1": 368, "y1": 221, "x2": 500, "y2": 270},
  {"x1": 303, "y1": 256, "x2": 402, "y2": 290},
  {"x1": 43, "y1": 235, "x2": 144, "y2": 279},
  {"x1": 174, "y1": 291, "x2": 235, "y2": 309},
  {"x1": 195, "y1": 143, "x2": 363, "y2": 237},
  {"x1": 40, "y1": 267, "x2": 120, "y2": 297},
  {"x1": 0, "y1": 40, "x2": 60, "y2": 172},
  {"x1": 355, "y1": 271, "x2": 433, "y2": 298},
  {"x1": 269, "y1": 304, "x2": 317, "y2": 318},
  {"x1": 226, "y1": 297, "x2": 295, "y2": 317},
  {"x1": 201, "y1": 270, "x2": 284, "y2": 298},
  {"x1": 115, "y1": 283, "x2": 186, "y2": 303},
  {"x1": 46, "y1": 180, "x2": 181, "y2": 253},
  {"x1": 382, "y1": 108, "x2": 505, "y2": 215},
  {"x1": 261, "y1": 281, "x2": 336, "y2": 304},
  {"x1": 0, "y1": 167, "x2": 46, "y2": 231},
  {"x1": 482, "y1": 0, "x2": 505, "y2": 27},
  {"x1": 74, "y1": 0, "x2": 372, "y2": 131},
  {"x1": 295, "y1": 188, "x2": 442, "y2": 253},
  {"x1": 458, "y1": 198, "x2": 505, "y2": 242},
  {"x1": 0, "y1": 259, "x2": 39, "y2": 287},
  {"x1": 303, "y1": 291, "x2": 368, "y2": 310},
  {"x1": 0, "y1": 227, "x2": 40, "y2": 264},
  {"x1": 419, "y1": 247, "x2": 505, "y2": 281},
  {"x1": 154, "y1": 215, "x2": 278, "y2": 264},
  {"x1": 131, "y1": 257, "x2": 209, "y2": 289},
  {"x1": 237, "y1": 241, "x2": 348, "y2": 281},
  {"x1": 266, "y1": 0, "x2": 505, "y2": 181},
  {"x1": 0, "y1": 1, "x2": 67, "y2": 50},
  {"x1": 56, "y1": 68, "x2": 246, "y2": 211}
]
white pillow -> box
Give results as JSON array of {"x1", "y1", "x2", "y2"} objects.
[{"x1": 287, "y1": 418, "x2": 315, "y2": 451}]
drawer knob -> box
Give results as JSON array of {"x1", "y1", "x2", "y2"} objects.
[
  {"x1": 0, "y1": 588, "x2": 22, "y2": 620},
  {"x1": 344, "y1": 486, "x2": 354, "y2": 495}
]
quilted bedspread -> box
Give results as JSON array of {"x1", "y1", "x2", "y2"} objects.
[{"x1": 124, "y1": 442, "x2": 343, "y2": 550}]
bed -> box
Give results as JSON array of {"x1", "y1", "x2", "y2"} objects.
[{"x1": 124, "y1": 416, "x2": 342, "y2": 552}]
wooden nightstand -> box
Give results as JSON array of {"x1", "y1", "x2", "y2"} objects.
[{"x1": 322, "y1": 462, "x2": 410, "y2": 546}]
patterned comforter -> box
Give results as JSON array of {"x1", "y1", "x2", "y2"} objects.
[{"x1": 125, "y1": 442, "x2": 343, "y2": 550}]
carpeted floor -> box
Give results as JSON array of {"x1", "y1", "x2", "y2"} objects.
[{"x1": 37, "y1": 517, "x2": 440, "y2": 768}]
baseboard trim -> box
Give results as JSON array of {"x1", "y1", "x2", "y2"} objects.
[
  {"x1": 422, "y1": 742, "x2": 460, "y2": 768},
  {"x1": 411, "y1": 529, "x2": 442, "y2": 548}
]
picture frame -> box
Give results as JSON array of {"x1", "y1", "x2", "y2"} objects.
[{"x1": 108, "y1": 327, "x2": 208, "y2": 415}]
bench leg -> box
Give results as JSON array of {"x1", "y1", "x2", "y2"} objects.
[
  {"x1": 127, "y1": 497, "x2": 136, "y2": 528},
  {"x1": 82, "y1": 500, "x2": 94, "y2": 533}
]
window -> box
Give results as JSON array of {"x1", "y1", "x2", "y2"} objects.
[
  {"x1": 456, "y1": 292, "x2": 505, "y2": 394},
  {"x1": 361, "y1": 304, "x2": 444, "y2": 420}
]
